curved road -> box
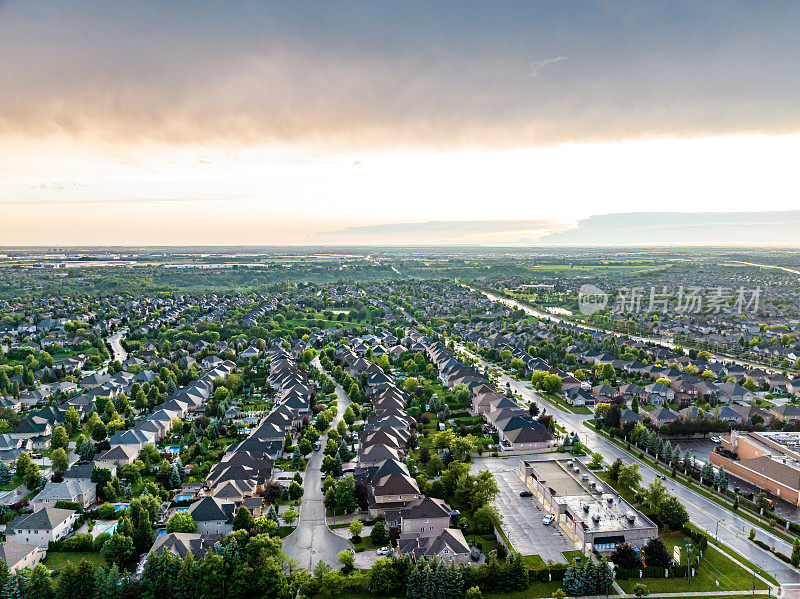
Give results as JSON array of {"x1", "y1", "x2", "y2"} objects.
[
  {"x1": 457, "y1": 343, "x2": 800, "y2": 592},
  {"x1": 282, "y1": 361, "x2": 353, "y2": 571}
]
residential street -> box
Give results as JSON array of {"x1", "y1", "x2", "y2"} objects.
[
  {"x1": 458, "y1": 341, "x2": 800, "y2": 593},
  {"x1": 282, "y1": 361, "x2": 353, "y2": 571},
  {"x1": 106, "y1": 330, "x2": 128, "y2": 363}
]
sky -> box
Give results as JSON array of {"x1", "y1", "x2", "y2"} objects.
[{"x1": 2, "y1": 1, "x2": 800, "y2": 246}]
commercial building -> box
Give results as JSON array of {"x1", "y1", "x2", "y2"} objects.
[
  {"x1": 711, "y1": 430, "x2": 800, "y2": 505},
  {"x1": 518, "y1": 458, "x2": 657, "y2": 554}
]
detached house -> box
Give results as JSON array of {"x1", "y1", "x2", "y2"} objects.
[{"x1": 7, "y1": 508, "x2": 78, "y2": 547}]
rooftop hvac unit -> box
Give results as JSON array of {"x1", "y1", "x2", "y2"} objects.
[
  {"x1": 582, "y1": 504, "x2": 590, "y2": 513},
  {"x1": 592, "y1": 514, "x2": 601, "y2": 522},
  {"x1": 573, "y1": 466, "x2": 580, "y2": 473},
  {"x1": 582, "y1": 474, "x2": 589, "y2": 481},
  {"x1": 606, "y1": 496, "x2": 614, "y2": 504},
  {"x1": 627, "y1": 512, "x2": 636, "y2": 523},
  {"x1": 567, "y1": 459, "x2": 574, "y2": 466}
]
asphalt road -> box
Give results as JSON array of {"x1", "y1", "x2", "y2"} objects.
[
  {"x1": 106, "y1": 330, "x2": 128, "y2": 363},
  {"x1": 282, "y1": 363, "x2": 353, "y2": 571},
  {"x1": 457, "y1": 342, "x2": 800, "y2": 592}
]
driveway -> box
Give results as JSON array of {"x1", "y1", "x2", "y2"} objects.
[
  {"x1": 282, "y1": 369, "x2": 353, "y2": 571},
  {"x1": 473, "y1": 456, "x2": 575, "y2": 564}
]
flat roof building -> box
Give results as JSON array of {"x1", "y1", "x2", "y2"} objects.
[{"x1": 519, "y1": 458, "x2": 657, "y2": 555}]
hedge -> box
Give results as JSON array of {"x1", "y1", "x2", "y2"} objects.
[
  {"x1": 528, "y1": 563, "x2": 567, "y2": 582},
  {"x1": 49, "y1": 533, "x2": 94, "y2": 552}
]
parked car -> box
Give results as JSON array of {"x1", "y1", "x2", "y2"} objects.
[
  {"x1": 542, "y1": 514, "x2": 554, "y2": 525},
  {"x1": 314, "y1": 442, "x2": 321, "y2": 451},
  {"x1": 377, "y1": 547, "x2": 392, "y2": 556},
  {"x1": 710, "y1": 436, "x2": 722, "y2": 443},
  {"x1": 519, "y1": 490, "x2": 533, "y2": 497},
  {"x1": 658, "y1": 475, "x2": 667, "y2": 480}
]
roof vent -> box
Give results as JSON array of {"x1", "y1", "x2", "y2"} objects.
[
  {"x1": 606, "y1": 496, "x2": 614, "y2": 504},
  {"x1": 582, "y1": 504, "x2": 590, "y2": 513}
]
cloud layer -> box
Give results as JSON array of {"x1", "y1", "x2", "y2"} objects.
[{"x1": 3, "y1": 2, "x2": 800, "y2": 149}]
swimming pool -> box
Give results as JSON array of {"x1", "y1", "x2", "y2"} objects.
[
  {"x1": 174, "y1": 494, "x2": 192, "y2": 502},
  {"x1": 114, "y1": 503, "x2": 130, "y2": 511}
]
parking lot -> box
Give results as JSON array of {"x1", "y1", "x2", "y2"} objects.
[
  {"x1": 473, "y1": 456, "x2": 576, "y2": 564},
  {"x1": 672, "y1": 438, "x2": 719, "y2": 464}
]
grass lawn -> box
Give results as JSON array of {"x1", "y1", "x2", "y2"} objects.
[
  {"x1": 562, "y1": 550, "x2": 587, "y2": 565},
  {"x1": 466, "y1": 534, "x2": 497, "y2": 555},
  {"x1": 522, "y1": 554, "x2": 546, "y2": 569},
  {"x1": 352, "y1": 536, "x2": 379, "y2": 552},
  {"x1": 44, "y1": 551, "x2": 106, "y2": 573},
  {"x1": 540, "y1": 391, "x2": 592, "y2": 415},
  {"x1": 618, "y1": 542, "x2": 769, "y2": 594},
  {"x1": 484, "y1": 581, "x2": 563, "y2": 598}
]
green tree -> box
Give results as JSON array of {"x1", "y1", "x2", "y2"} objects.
[
  {"x1": 349, "y1": 519, "x2": 364, "y2": 540},
  {"x1": 51, "y1": 425, "x2": 69, "y2": 451},
  {"x1": 632, "y1": 582, "x2": 649, "y2": 599},
  {"x1": 370, "y1": 520, "x2": 388, "y2": 546},
  {"x1": 282, "y1": 507, "x2": 298, "y2": 526},
  {"x1": 607, "y1": 457, "x2": 623, "y2": 481},
  {"x1": 338, "y1": 549, "x2": 354, "y2": 571},
  {"x1": 26, "y1": 563, "x2": 54, "y2": 599},
  {"x1": 15, "y1": 452, "x2": 33, "y2": 480},
  {"x1": 289, "y1": 480, "x2": 304, "y2": 501},
  {"x1": 166, "y1": 511, "x2": 197, "y2": 533},
  {"x1": 368, "y1": 558, "x2": 399, "y2": 595},
  {"x1": 657, "y1": 495, "x2": 689, "y2": 530},
  {"x1": 792, "y1": 539, "x2": 800, "y2": 567},
  {"x1": 618, "y1": 464, "x2": 642, "y2": 492},
  {"x1": 472, "y1": 505, "x2": 502, "y2": 533},
  {"x1": 589, "y1": 452, "x2": 603, "y2": 469},
  {"x1": 233, "y1": 506, "x2": 254, "y2": 531},
  {"x1": 465, "y1": 587, "x2": 482, "y2": 599},
  {"x1": 50, "y1": 448, "x2": 69, "y2": 476},
  {"x1": 100, "y1": 534, "x2": 135, "y2": 570}
]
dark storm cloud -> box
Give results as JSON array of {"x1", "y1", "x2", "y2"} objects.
[{"x1": 2, "y1": 1, "x2": 800, "y2": 148}]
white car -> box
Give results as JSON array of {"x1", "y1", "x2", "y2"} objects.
[
  {"x1": 377, "y1": 547, "x2": 392, "y2": 556},
  {"x1": 542, "y1": 514, "x2": 554, "y2": 525},
  {"x1": 710, "y1": 436, "x2": 722, "y2": 443}
]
